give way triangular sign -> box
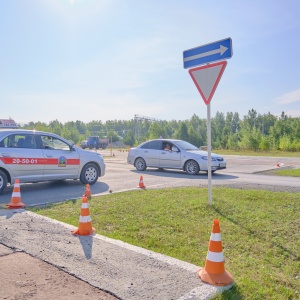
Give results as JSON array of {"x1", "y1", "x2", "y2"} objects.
[{"x1": 189, "y1": 61, "x2": 227, "y2": 105}]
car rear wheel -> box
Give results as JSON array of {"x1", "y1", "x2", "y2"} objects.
[
  {"x1": 185, "y1": 160, "x2": 200, "y2": 175},
  {"x1": 135, "y1": 158, "x2": 147, "y2": 171},
  {"x1": 80, "y1": 163, "x2": 99, "y2": 185},
  {"x1": 0, "y1": 170, "x2": 8, "y2": 194}
]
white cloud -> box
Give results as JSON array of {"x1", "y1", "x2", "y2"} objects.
[{"x1": 276, "y1": 89, "x2": 300, "y2": 104}]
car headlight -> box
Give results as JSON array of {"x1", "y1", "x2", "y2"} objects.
[{"x1": 201, "y1": 156, "x2": 216, "y2": 161}]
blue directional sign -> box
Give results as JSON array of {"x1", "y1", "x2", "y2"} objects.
[{"x1": 183, "y1": 37, "x2": 232, "y2": 69}]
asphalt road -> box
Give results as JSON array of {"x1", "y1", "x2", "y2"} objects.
[{"x1": 0, "y1": 151, "x2": 299, "y2": 207}]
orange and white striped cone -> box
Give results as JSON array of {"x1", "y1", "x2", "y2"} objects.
[
  {"x1": 137, "y1": 175, "x2": 146, "y2": 188},
  {"x1": 84, "y1": 184, "x2": 92, "y2": 198},
  {"x1": 72, "y1": 196, "x2": 96, "y2": 236},
  {"x1": 198, "y1": 219, "x2": 234, "y2": 286},
  {"x1": 6, "y1": 179, "x2": 25, "y2": 209}
]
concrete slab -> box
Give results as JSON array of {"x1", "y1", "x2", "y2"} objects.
[{"x1": 0, "y1": 209, "x2": 233, "y2": 300}]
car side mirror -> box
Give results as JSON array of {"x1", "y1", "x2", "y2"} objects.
[{"x1": 172, "y1": 146, "x2": 179, "y2": 152}]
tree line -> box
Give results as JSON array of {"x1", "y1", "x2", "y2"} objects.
[{"x1": 21, "y1": 109, "x2": 300, "y2": 152}]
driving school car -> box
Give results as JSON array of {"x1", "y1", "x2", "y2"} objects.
[{"x1": 0, "y1": 129, "x2": 106, "y2": 193}]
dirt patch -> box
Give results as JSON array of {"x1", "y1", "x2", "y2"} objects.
[{"x1": 0, "y1": 251, "x2": 119, "y2": 300}]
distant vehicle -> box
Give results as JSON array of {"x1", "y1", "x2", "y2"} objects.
[
  {"x1": 127, "y1": 139, "x2": 226, "y2": 175},
  {"x1": 80, "y1": 140, "x2": 88, "y2": 149},
  {"x1": 87, "y1": 136, "x2": 109, "y2": 150},
  {"x1": 0, "y1": 129, "x2": 106, "y2": 193}
]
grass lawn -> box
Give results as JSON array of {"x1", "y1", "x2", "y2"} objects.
[
  {"x1": 29, "y1": 187, "x2": 300, "y2": 300},
  {"x1": 272, "y1": 168, "x2": 300, "y2": 177}
]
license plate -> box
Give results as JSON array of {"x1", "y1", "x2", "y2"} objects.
[{"x1": 220, "y1": 162, "x2": 226, "y2": 168}]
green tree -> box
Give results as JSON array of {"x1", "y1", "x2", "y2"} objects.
[
  {"x1": 175, "y1": 122, "x2": 189, "y2": 141},
  {"x1": 148, "y1": 122, "x2": 166, "y2": 139},
  {"x1": 123, "y1": 130, "x2": 135, "y2": 147}
]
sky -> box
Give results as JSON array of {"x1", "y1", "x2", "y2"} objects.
[{"x1": 1, "y1": 0, "x2": 300, "y2": 124}]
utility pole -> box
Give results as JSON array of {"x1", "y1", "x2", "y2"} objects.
[{"x1": 134, "y1": 114, "x2": 161, "y2": 143}]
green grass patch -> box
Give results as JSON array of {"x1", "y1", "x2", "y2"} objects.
[
  {"x1": 214, "y1": 149, "x2": 300, "y2": 158},
  {"x1": 29, "y1": 188, "x2": 300, "y2": 299},
  {"x1": 272, "y1": 168, "x2": 300, "y2": 177}
]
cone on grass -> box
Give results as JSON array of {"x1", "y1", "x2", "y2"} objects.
[
  {"x1": 198, "y1": 219, "x2": 234, "y2": 286},
  {"x1": 72, "y1": 195, "x2": 96, "y2": 236},
  {"x1": 6, "y1": 179, "x2": 25, "y2": 209},
  {"x1": 84, "y1": 184, "x2": 92, "y2": 198},
  {"x1": 137, "y1": 175, "x2": 146, "y2": 189}
]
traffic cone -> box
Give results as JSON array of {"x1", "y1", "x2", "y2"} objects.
[
  {"x1": 198, "y1": 219, "x2": 234, "y2": 286},
  {"x1": 137, "y1": 175, "x2": 146, "y2": 188},
  {"x1": 84, "y1": 184, "x2": 92, "y2": 198},
  {"x1": 6, "y1": 179, "x2": 25, "y2": 209},
  {"x1": 72, "y1": 196, "x2": 96, "y2": 236}
]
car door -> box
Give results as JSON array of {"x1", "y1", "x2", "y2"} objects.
[
  {"x1": 39, "y1": 134, "x2": 81, "y2": 180},
  {"x1": 159, "y1": 142, "x2": 181, "y2": 168},
  {"x1": 0, "y1": 133, "x2": 44, "y2": 182},
  {"x1": 139, "y1": 140, "x2": 161, "y2": 167}
]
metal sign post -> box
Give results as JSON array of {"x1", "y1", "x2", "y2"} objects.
[
  {"x1": 207, "y1": 103, "x2": 212, "y2": 205},
  {"x1": 183, "y1": 38, "x2": 232, "y2": 205}
]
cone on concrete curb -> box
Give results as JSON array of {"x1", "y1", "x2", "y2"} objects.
[
  {"x1": 137, "y1": 175, "x2": 146, "y2": 188},
  {"x1": 84, "y1": 184, "x2": 92, "y2": 198},
  {"x1": 198, "y1": 219, "x2": 234, "y2": 286},
  {"x1": 6, "y1": 179, "x2": 25, "y2": 209},
  {"x1": 72, "y1": 196, "x2": 96, "y2": 236}
]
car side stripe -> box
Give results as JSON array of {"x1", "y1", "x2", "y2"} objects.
[{"x1": 0, "y1": 157, "x2": 80, "y2": 165}]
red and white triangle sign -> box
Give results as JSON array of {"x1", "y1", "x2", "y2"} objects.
[{"x1": 189, "y1": 61, "x2": 227, "y2": 105}]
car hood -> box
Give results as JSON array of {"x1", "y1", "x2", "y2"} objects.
[{"x1": 187, "y1": 150, "x2": 223, "y2": 158}]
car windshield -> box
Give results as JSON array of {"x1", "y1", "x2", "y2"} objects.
[{"x1": 174, "y1": 140, "x2": 199, "y2": 151}]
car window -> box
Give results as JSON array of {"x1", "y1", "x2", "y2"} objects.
[
  {"x1": 174, "y1": 140, "x2": 199, "y2": 150},
  {"x1": 140, "y1": 140, "x2": 161, "y2": 150},
  {"x1": 0, "y1": 134, "x2": 37, "y2": 149},
  {"x1": 41, "y1": 135, "x2": 70, "y2": 151},
  {"x1": 162, "y1": 142, "x2": 174, "y2": 150}
]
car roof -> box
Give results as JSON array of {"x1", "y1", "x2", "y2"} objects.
[
  {"x1": 0, "y1": 129, "x2": 67, "y2": 141},
  {"x1": 143, "y1": 139, "x2": 183, "y2": 143}
]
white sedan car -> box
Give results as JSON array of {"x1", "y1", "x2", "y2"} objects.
[
  {"x1": 127, "y1": 139, "x2": 226, "y2": 175},
  {"x1": 0, "y1": 129, "x2": 106, "y2": 193}
]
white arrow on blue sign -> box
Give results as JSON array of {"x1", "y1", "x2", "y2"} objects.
[{"x1": 183, "y1": 37, "x2": 232, "y2": 69}]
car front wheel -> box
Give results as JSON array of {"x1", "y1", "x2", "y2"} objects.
[
  {"x1": 135, "y1": 158, "x2": 147, "y2": 171},
  {"x1": 185, "y1": 160, "x2": 200, "y2": 175},
  {"x1": 0, "y1": 170, "x2": 8, "y2": 194},
  {"x1": 80, "y1": 163, "x2": 99, "y2": 185}
]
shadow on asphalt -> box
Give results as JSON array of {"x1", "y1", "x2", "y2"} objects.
[
  {"x1": 0, "y1": 180, "x2": 110, "y2": 207},
  {"x1": 130, "y1": 168, "x2": 238, "y2": 180}
]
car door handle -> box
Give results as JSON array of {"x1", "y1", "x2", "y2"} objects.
[
  {"x1": 1, "y1": 153, "x2": 11, "y2": 157},
  {"x1": 46, "y1": 155, "x2": 53, "y2": 158}
]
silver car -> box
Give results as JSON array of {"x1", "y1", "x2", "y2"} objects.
[
  {"x1": 127, "y1": 139, "x2": 226, "y2": 175},
  {"x1": 0, "y1": 129, "x2": 106, "y2": 193}
]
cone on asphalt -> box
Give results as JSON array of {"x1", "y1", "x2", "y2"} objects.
[
  {"x1": 198, "y1": 219, "x2": 234, "y2": 286},
  {"x1": 137, "y1": 175, "x2": 146, "y2": 188},
  {"x1": 6, "y1": 179, "x2": 25, "y2": 209},
  {"x1": 84, "y1": 184, "x2": 92, "y2": 198},
  {"x1": 72, "y1": 196, "x2": 96, "y2": 236}
]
